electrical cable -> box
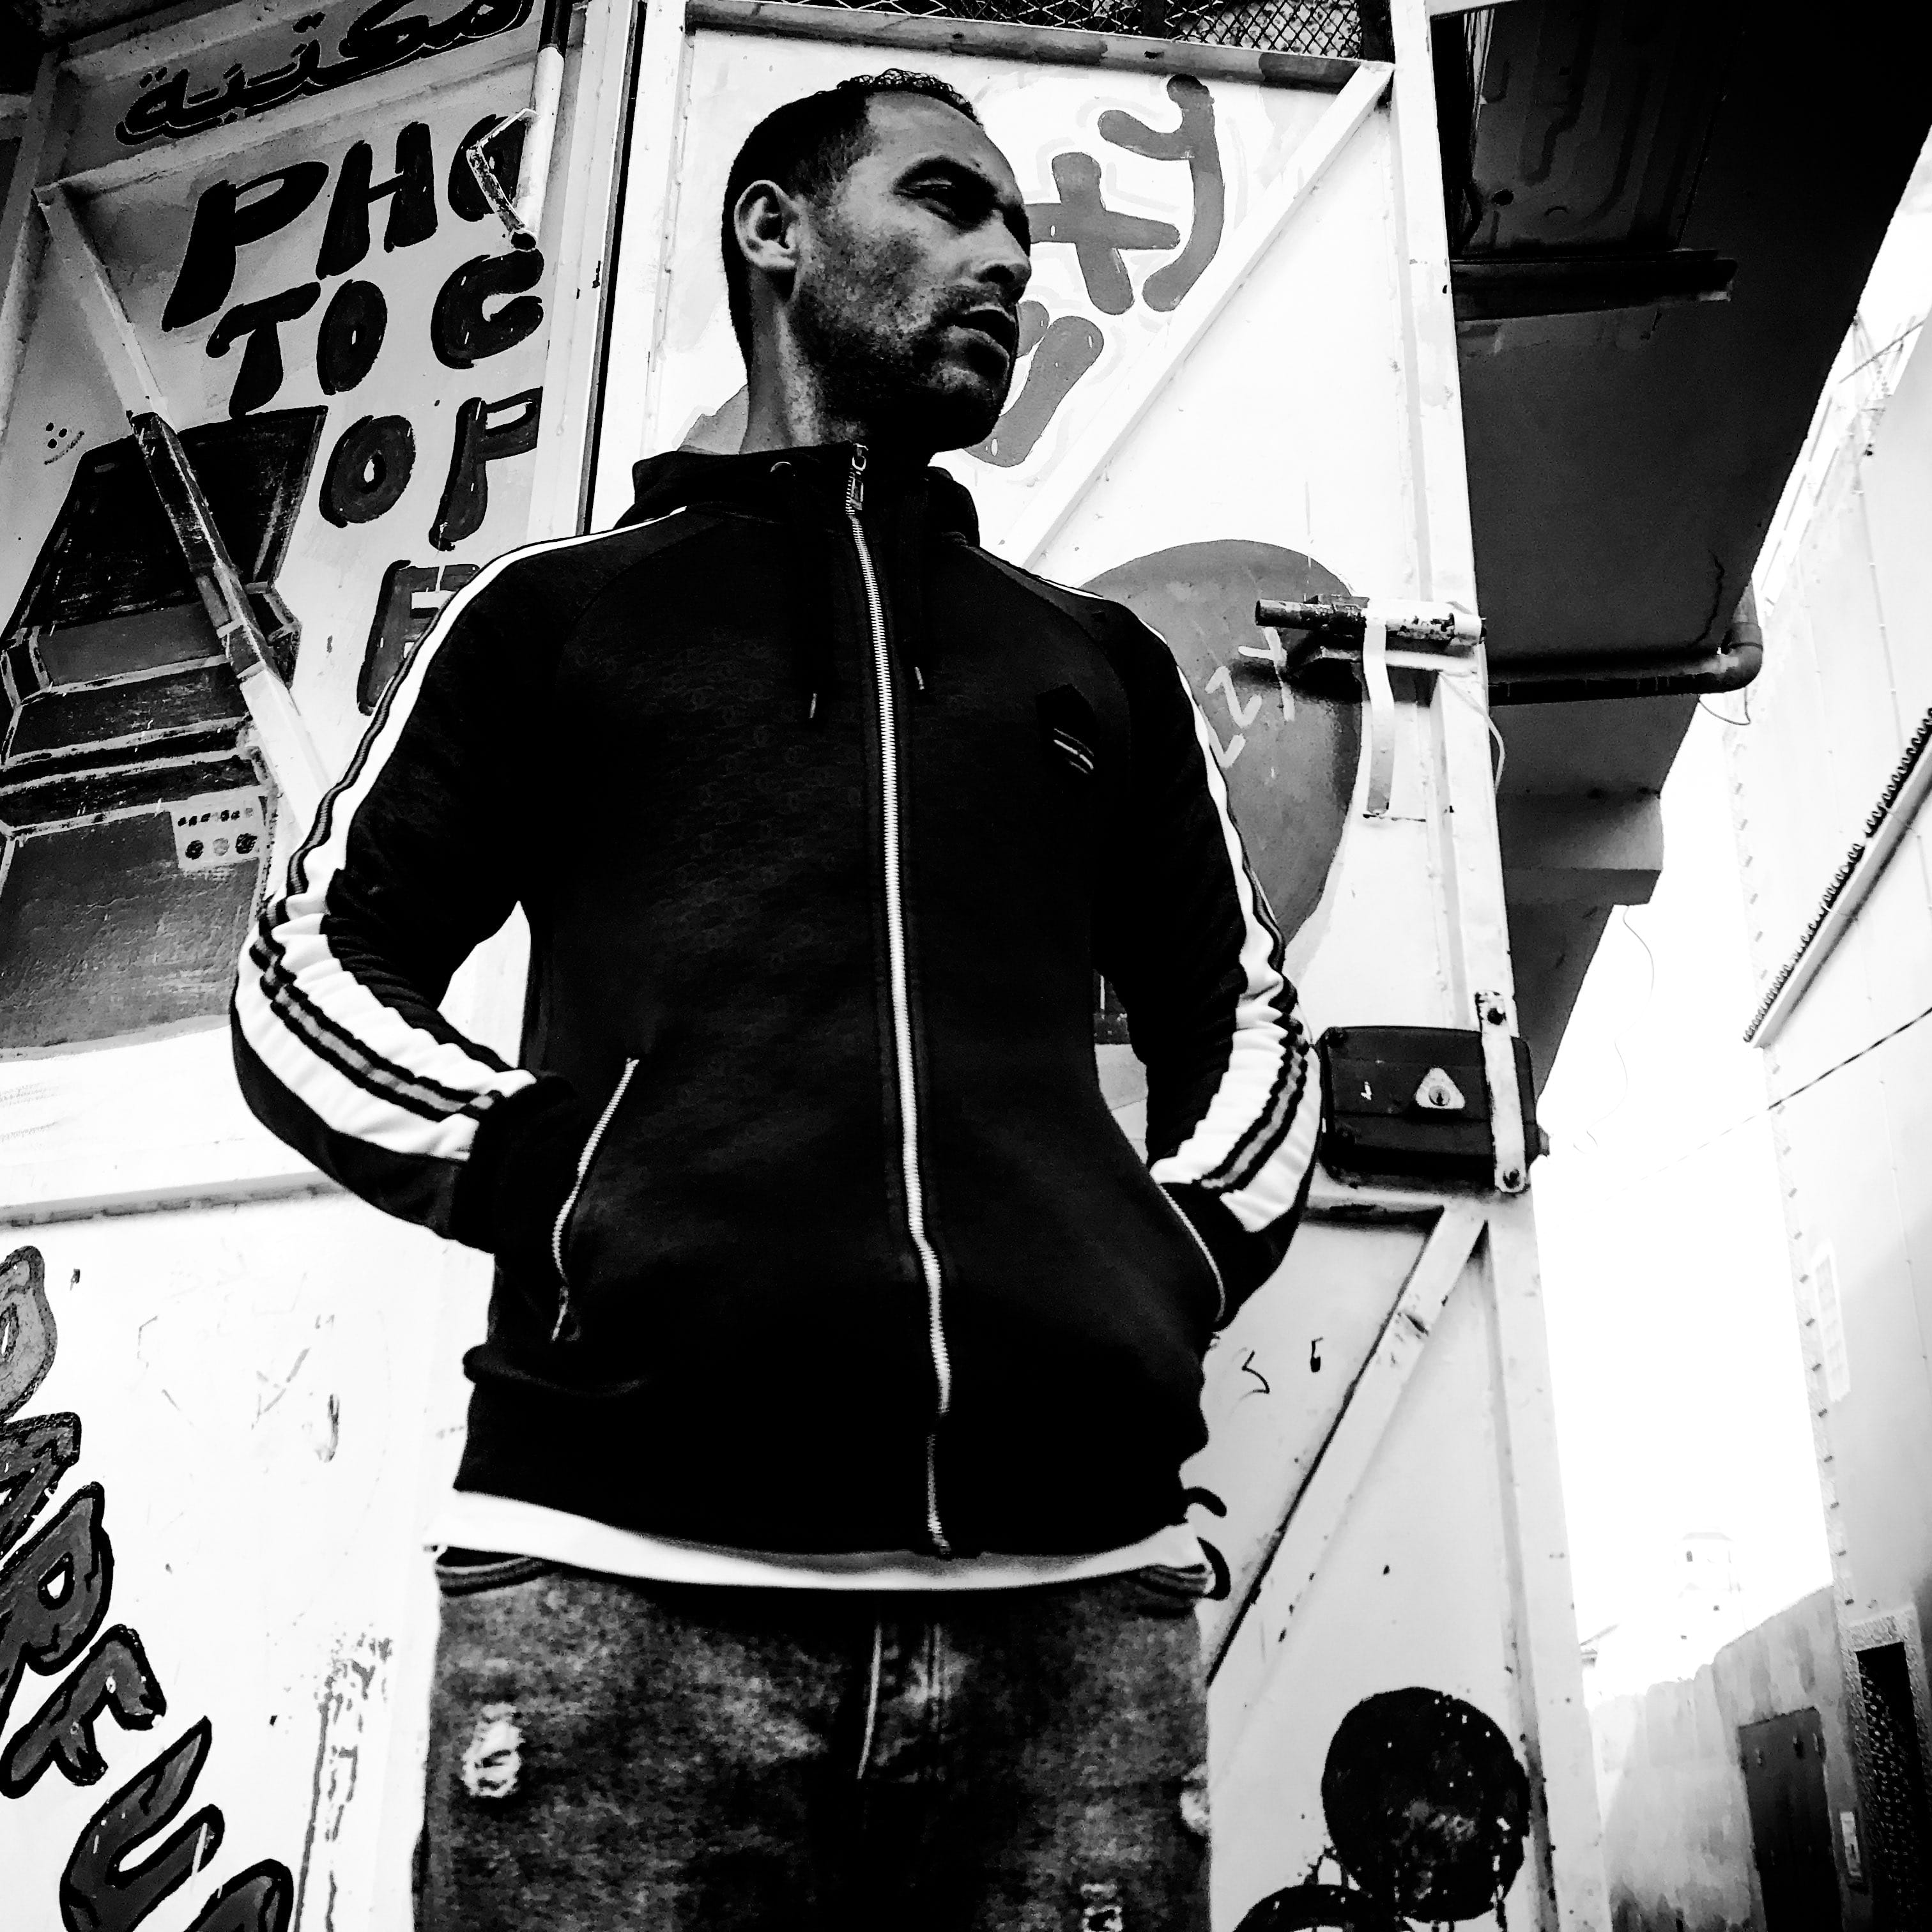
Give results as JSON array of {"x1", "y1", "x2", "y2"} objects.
[
  {"x1": 1570, "y1": 993, "x2": 1932, "y2": 1195},
  {"x1": 1446, "y1": 673, "x2": 1506, "y2": 791}
]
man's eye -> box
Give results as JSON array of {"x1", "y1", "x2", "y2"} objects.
[{"x1": 919, "y1": 185, "x2": 972, "y2": 223}]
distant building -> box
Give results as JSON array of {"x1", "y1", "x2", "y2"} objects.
[{"x1": 1722, "y1": 307, "x2": 1932, "y2": 1926}]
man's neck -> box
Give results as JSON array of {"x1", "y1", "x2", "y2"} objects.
[{"x1": 737, "y1": 349, "x2": 931, "y2": 464}]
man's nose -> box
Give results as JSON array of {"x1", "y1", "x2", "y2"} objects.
[{"x1": 980, "y1": 224, "x2": 1032, "y2": 300}]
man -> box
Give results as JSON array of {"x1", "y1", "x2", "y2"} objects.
[{"x1": 234, "y1": 70, "x2": 1320, "y2": 1929}]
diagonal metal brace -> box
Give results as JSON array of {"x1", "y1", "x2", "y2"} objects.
[{"x1": 130, "y1": 413, "x2": 329, "y2": 827}]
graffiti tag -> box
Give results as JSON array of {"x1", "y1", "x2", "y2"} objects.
[
  {"x1": 0, "y1": 1246, "x2": 293, "y2": 1931},
  {"x1": 972, "y1": 75, "x2": 1224, "y2": 468}
]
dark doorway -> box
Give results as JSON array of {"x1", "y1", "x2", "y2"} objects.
[
  {"x1": 1740, "y1": 1708, "x2": 1841, "y2": 1932},
  {"x1": 1857, "y1": 1643, "x2": 1931, "y2": 1928}
]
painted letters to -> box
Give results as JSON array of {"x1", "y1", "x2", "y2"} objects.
[{"x1": 0, "y1": 1247, "x2": 294, "y2": 1931}]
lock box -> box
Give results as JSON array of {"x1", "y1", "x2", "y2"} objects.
[{"x1": 1317, "y1": 1024, "x2": 1540, "y2": 1188}]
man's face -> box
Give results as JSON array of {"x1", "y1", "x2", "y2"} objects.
[{"x1": 790, "y1": 96, "x2": 1033, "y2": 452}]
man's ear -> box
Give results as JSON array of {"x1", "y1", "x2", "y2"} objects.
[{"x1": 733, "y1": 179, "x2": 804, "y2": 302}]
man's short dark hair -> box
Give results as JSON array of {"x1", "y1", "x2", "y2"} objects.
[{"x1": 720, "y1": 71, "x2": 981, "y2": 360}]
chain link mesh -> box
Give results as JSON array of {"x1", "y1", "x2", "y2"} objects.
[{"x1": 785, "y1": 0, "x2": 1370, "y2": 59}]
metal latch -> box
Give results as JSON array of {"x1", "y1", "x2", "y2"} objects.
[
  {"x1": 1315, "y1": 1022, "x2": 1540, "y2": 1193},
  {"x1": 1252, "y1": 596, "x2": 1482, "y2": 817}
]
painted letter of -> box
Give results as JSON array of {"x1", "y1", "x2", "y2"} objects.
[
  {"x1": 319, "y1": 415, "x2": 417, "y2": 527},
  {"x1": 431, "y1": 387, "x2": 540, "y2": 549}
]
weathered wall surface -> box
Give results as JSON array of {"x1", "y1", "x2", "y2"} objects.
[
  {"x1": 1729, "y1": 318, "x2": 1932, "y2": 1674},
  {"x1": 1593, "y1": 1588, "x2": 1868, "y2": 1932}
]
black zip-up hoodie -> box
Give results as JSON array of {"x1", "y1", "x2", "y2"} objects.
[{"x1": 233, "y1": 445, "x2": 1321, "y2": 1557}]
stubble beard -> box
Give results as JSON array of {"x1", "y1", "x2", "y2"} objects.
[{"x1": 790, "y1": 229, "x2": 1012, "y2": 453}]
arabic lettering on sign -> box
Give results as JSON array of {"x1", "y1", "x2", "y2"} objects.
[
  {"x1": 114, "y1": 0, "x2": 535, "y2": 148},
  {"x1": 158, "y1": 119, "x2": 545, "y2": 560},
  {"x1": 970, "y1": 75, "x2": 1225, "y2": 470}
]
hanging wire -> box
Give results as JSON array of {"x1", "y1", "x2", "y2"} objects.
[
  {"x1": 1446, "y1": 673, "x2": 1506, "y2": 792},
  {"x1": 1698, "y1": 686, "x2": 1751, "y2": 727},
  {"x1": 1567, "y1": 993, "x2": 1932, "y2": 1197}
]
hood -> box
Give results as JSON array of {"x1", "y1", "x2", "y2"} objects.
[{"x1": 618, "y1": 444, "x2": 981, "y2": 545}]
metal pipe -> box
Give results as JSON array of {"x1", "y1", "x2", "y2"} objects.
[
  {"x1": 1487, "y1": 588, "x2": 1763, "y2": 705},
  {"x1": 464, "y1": 0, "x2": 572, "y2": 251}
]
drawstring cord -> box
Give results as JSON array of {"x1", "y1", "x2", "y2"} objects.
[{"x1": 855, "y1": 1619, "x2": 884, "y2": 1779}]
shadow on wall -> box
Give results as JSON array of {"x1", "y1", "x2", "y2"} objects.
[{"x1": 1593, "y1": 1587, "x2": 1865, "y2": 1932}]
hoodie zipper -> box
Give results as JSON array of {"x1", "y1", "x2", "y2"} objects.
[
  {"x1": 847, "y1": 445, "x2": 953, "y2": 1556},
  {"x1": 548, "y1": 1057, "x2": 640, "y2": 1344}
]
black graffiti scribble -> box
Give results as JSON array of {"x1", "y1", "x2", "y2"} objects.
[
  {"x1": 1179, "y1": 1485, "x2": 1232, "y2": 1602},
  {"x1": 60, "y1": 1715, "x2": 224, "y2": 1932},
  {"x1": 319, "y1": 414, "x2": 417, "y2": 526},
  {"x1": 970, "y1": 300, "x2": 1103, "y2": 468},
  {"x1": 114, "y1": 0, "x2": 535, "y2": 148},
  {"x1": 208, "y1": 284, "x2": 320, "y2": 418},
  {"x1": 0, "y1": 1246, "x2": 57, "y2": 1420},
  {"x1": 0, "y1": 1626, "x2": 165, "y2": 1796},
  {"x1": 1026, "y1": 151, "x2": 1178, "y2": 316},
  {"x1": 317, "y1": 279, "x2": 388, "y2": 394},
  {"x1": 0, "y1": 1413, "x2": 80, "y2": 1555},
  {"x1": 1239, "y1": 1349, "x2": 1270, "y2": 1394},
  {"x1": 1099, "y1": 75, "x2": 1223, "y2": 312},
  {"x1": 0, "y1": 1483, "x2": 112, "y2": 1736},
  {"x1": 1321, "y1": 1688, "x2": 1530, "y2": 1919},
  {"x1": 0, "y1": 1248, "x2": 291, "y2": 1931},
  {"x1": 432, "y1": 387, "x2": 540, "y2": 549},
  {"x1": 162, "y1": 165, "x2": 329, "y2": 332},
  {"x1": 185, "y1": 1862, "x2": 296, "y2": 1932}
]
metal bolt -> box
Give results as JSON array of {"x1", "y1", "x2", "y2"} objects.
[{"x1": 1501, "y1": 1168, "x2": 1522, "y2": 1189}]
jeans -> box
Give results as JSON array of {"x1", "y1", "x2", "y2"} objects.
[{"x1": 417, "y1": 1556, "x2": 1211, "y2": 1931}]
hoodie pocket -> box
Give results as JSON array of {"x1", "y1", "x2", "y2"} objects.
[{"x1": 548, "y1": 1058, "x2": 640, "y2": 1343}]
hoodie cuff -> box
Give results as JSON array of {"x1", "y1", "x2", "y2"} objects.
[
  {"x1": 450, "y1": 1075, "x2": 597, "y2": 1283},
  {"x1": 1161, "y1": 1181, "x2": 1298, "y2": 1326}
]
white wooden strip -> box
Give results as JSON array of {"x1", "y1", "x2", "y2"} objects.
[
  {"x1": 586, "y1": 0, "x2": 696, "y2": 525},
  {"x1": 35, "y1": 183, "x2": 167, "y2": 415},
  {"x1": 1486, "y1": 1194, "x2": 1613, "y2": 1931},
  {"x1": 526, "y1": 0, "x2": 646, "y2": 538},
  {"x1": 1006, "y1": 57, "x2": 1392, "y2": 572},
  {"x1": 1209, "y1": 1200, "x2": 1485, "y2": 1752},
  {"x1": 0, "y1": 57, "x2": 65, "y2": 448}
]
